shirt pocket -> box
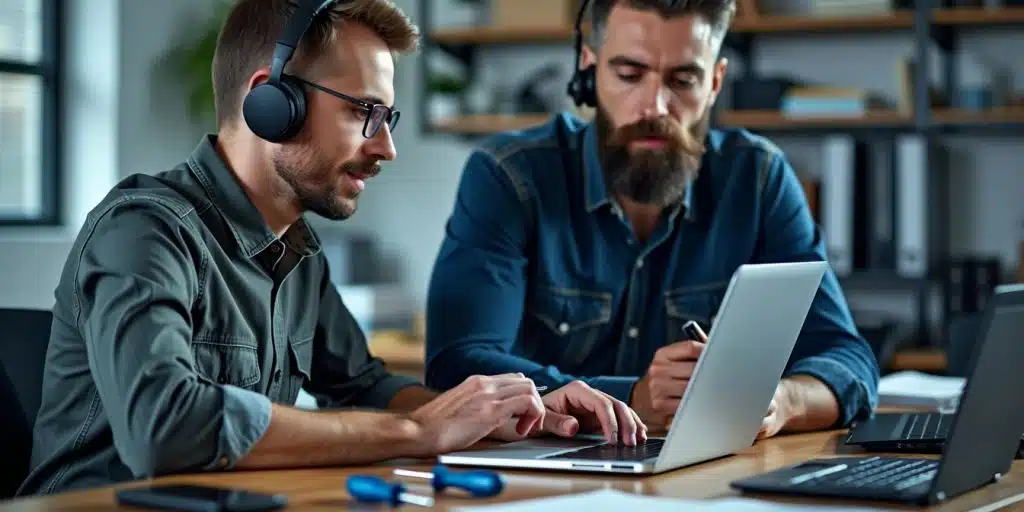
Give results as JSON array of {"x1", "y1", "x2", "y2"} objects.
[
  {"x1": 663, "y1": 281, "x2": 729, "y2": 344},
  {"x1": 527, "y1": 286, "x2": 613, "y2": 368},
  {"x1": 284, "y1": 335, "x2": 314, "y2": 404},
  {"x1": 190, "y1": 335, "x2": 262, "y2": 390}
]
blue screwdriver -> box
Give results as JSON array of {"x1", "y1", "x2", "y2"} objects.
[
  {"x1": 346, "y1": 475, "x2": 434, "y2": 507},
  {"x1": 393, "y1": 465, "x2": 506, "y2": 497}
]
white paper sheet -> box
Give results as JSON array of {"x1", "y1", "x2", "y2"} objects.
[
  {"x1": 452, "y1": 489, "x2": 885, "y2": 512},
  {"x1": 877, "y1": 370, "x2": 965, "y2": 409}
]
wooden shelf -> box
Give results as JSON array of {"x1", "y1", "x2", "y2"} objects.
[
  {"x1": 427, "y1": 108, "x2": 1024, "y2": 135},
  {"x1": 932, "y1": 106, "x2": 1024, "y2": 125},
  {"x1": 934, "y1": 6, "x2": 1024, "y2": 26},
  {"x1": 431, "y1": 114, "x2": 550, "y2": 134},
  {"x1": 717, "y1": 109, "x2": 911, "y2": 129},
  {"x1": 732, "y1": 11, "x2": 914, "y2": 33},
  {"x1": 890, "y1": 348, "x2": 947, "y2": 373}
]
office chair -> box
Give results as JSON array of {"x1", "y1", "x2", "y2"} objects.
[{"x1": 0, "y1": 308, "x2": 53, "y2": 498}]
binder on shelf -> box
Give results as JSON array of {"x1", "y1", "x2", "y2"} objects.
[
  {"x1": 894, "y1": 134, "x2": 950, "y2": 279},
  {"x1": 822, "y1": 135, "x2": 856, "y2": 276}
]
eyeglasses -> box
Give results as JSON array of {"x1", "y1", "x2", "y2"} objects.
[{"x1": 290, "y1": 75, "x2": 401, "y2": 139}]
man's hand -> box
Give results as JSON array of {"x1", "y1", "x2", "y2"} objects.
[
  {"x1": 542, "y1": 381, "x2": 647, "y2": 445},
  {"x1": 488, "y1": 381, "x2": 648, "y2": 445},
  {"x1": 757, "y1": 385, "x2": 785, "y2": 440},
  {"x1": 406, "y1": 373, "x2": 545, "y2": 456},
  {"x1": 631, "y1": 339, "x2": 705, "y2": 428}
]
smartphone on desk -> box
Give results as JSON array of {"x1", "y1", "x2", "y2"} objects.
[{"x1": 115, "y1": 484, "x2": 287, "y2": 512}]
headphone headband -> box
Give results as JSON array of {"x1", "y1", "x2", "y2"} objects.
[
  {"x1": 571, "y1": 0, "x2": 590, "y2": 77},
  {"x1": 269, "y1": 0, "x2": 338, "y2": 83},
  {"x1": 566, "y1": 0, "x2": 597, "y2": 108}
]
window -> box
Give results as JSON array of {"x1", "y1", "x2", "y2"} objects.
[{"x1": 0, "y1": 0, "x2": 60, "y2": 225}]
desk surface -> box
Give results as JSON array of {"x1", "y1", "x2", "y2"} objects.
[{"x1": 4, "y1": 429, "x2": 1022, "y2": 511}]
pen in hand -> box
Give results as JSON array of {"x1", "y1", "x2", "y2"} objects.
[{"x1": 682, "y1": 320, "x2": 709, "y2": 343}]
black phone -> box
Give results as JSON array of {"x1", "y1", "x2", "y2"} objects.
[{"x1": 115, "y1": 484, "x2": 287, "y2": 512}]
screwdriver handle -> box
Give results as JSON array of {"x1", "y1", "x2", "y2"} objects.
[
  {"x1": 432, "y1": 464, "x2": 506, "y2": 497},
  {"x1": 346, "y1": 475, "x2": 402, "y2": 506}
]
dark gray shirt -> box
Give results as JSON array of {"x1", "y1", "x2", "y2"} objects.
[{"x1": 18, "y1": 135, "x2": 420, "y2": 496}]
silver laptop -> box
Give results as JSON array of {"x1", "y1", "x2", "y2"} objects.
[{"x1": 438, "y1": 261, "x2": 829, "y2": 474}]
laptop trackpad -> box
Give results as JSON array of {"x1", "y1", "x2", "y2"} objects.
[{"x1": 479, "y1": 436, "x2": 606, "y2": 459}]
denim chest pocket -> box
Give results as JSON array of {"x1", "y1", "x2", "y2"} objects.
[
  {"x1": 191, "y1": 334, "x2": 262, "y2": 390},
  {"x1": 663, "y1": 281, "x2": 729, "y2": 344},
  {"x1": 527, "y1": 286, "x2": 612, "y2": 368}
]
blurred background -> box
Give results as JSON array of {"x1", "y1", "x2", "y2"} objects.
[{"x1": 1, "y1": 0, "x2": 1023, "y2": 385}]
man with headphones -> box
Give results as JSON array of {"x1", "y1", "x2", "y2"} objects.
[
  {"x1": 425, "y1": 0, "x2": 880, "y2": 439},
  {"x1": 19, "y1": 0, "x2": 645, "y2": 496}
]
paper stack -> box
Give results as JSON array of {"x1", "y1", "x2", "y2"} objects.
[{"x1": 877, "y1": 371, "x2": 966, "y2": 410}]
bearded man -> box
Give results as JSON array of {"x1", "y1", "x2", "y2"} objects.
[{"x1": 424, "y1": 0, "x2": 880, "y2": 439}]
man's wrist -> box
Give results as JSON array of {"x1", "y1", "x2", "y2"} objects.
[
  {"x1": 779, "y1": 375, "x2": 825, "y2": 431},
  {"x1": 382, "y1": 412, "x2": 433, "y2": 458}
]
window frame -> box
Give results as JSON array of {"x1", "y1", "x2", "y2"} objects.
[{"x1": 0, "y1": 0, "x2": 63, "y2": 226}]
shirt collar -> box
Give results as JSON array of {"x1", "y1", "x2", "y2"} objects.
[
  {"x1": 186, "y1": 134, "x2": 322, "y2": 259},
  {"x1": 582, "y1": 121, "x2": 723, "y2": 222}
]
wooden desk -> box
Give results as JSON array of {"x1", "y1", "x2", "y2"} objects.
[
  {"x1": 4, "y1": 430, "x2": 1022, "y2": 511},
  {"x1": 369, "y1": 331, "x2": 426, "y2": 379}
]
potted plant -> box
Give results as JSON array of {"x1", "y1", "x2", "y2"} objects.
[
  {"x1": 158, "y1": 1, "x2": 233, "y2": 126},
  {"x1": 426, "y1": 71, "x2": 468, "y2": 122}
]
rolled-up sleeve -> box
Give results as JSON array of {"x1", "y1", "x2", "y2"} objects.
[
  {"x1": 754, "y1": 153, "x2": 881, "y2": 427},
  {"x1": 303, "y1": 267, "x2": 420, "y2": 410},
  {"x1": 77, "y1": 201, "x2": 271, "y2": 477}
]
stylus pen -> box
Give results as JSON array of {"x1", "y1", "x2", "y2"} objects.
[{"x1": 683, "y1": 320, "x2": 709, "y2": 343}]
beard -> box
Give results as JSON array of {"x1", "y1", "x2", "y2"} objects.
[
  {"x1": 272, "y1": 142, "x2": 381, "y2": 221},
  {"x1": 595, "y1": 104, "x2": 711, "y2": 207}
]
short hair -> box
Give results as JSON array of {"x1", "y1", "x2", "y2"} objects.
[
  {"x1": 212, "y1": 0, "x2": 420, "y2": 129},
  {"x1": 587, "y1": 0, "x2": 736, "y2": 50}
]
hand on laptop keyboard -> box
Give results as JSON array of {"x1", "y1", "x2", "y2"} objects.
[{"x1": 538, "y1": 381, "x2": 648, "y2": 445}]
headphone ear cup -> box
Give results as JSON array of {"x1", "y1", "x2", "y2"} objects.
[
  {"x1": 579, "y1": 65, "x2": 597, "y2": 108},
  {"x1": 242, "y1": 76, "x2": 307, "y2": 142}
]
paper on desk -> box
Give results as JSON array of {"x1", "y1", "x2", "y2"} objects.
[
  {"x1": 452, "y1": 489, "x2": 884, "y2": 512},
  {"x1": 877, "y1": 370, "x2": 965, "y2": 409}
]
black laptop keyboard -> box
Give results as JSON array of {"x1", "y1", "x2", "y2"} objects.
[
  {"x1": 902, "y1": 413, "x2": 952, "y2": 440},
  {"x1": 787, "y1": 457, "x2": 939, "y2": 492},
  {"x1": 543, "y1": 439, "x2": 666, "y2": 461}
]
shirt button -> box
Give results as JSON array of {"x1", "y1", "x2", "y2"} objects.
[
  {"x1": 270, "y1": 244, "x2": 281, "y2": 253},
  {"x1": 627, "y1": 327, "x2": 639, "y2": 338},
  {"x1": 219, "y1": 456, "x2": 229, "y2": 468},
  {"x1": 558, "y1": 322, "x2": 570, "y2": 334},
  {"x1": 635, "y1": 259, "x2": 644, "y2": 269}
]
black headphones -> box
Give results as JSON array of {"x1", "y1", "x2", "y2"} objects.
[
  {"x1": 566, "y1": 0, "x2": 597, "y2": 109},
  {"x1": 243, "y1": 0, "x2": 338, "y2": 143}
]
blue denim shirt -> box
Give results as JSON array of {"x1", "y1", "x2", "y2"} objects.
[{"x1": 425, "y1": 112, "x2": 879, "y2": 427}]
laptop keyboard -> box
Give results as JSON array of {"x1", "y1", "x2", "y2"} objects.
[
  {"x1": 543, "y1": 439, "x2": 666, "y2": 462},
  {"x1": 788, "y1": 457, "x2": 938, "y2": 492},
  {"x1": 902, "y1": 413, "x2": 952, "y2": 440}
]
